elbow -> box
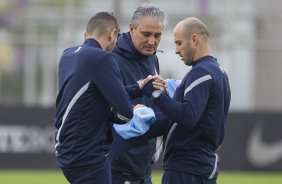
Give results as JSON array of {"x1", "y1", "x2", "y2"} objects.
[
  {"x1": 179, "y1": 119, "x2": 197, "y2": 129},
  {"x1": 179, "y1": 108, "x2": 199, "y2": 129}
]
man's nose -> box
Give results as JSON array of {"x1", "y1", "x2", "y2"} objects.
[
  {"x1": 175, "y1": 47, "x2": 180, "y2": 54},
  {"x1": 148, "y1": 36, "x2": 155, "y2": 45}
]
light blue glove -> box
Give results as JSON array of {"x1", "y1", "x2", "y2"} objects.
[
  {"x1": 113, "y1": 106, "x2": 156, "y2": 139},
  {"x1": 165, "y1": 79, "x2": 181, "y2": 97}
]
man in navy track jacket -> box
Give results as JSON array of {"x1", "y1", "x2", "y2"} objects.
[
  {"x1": 136, "y1": 17, "x2": 231, "y2": 184},
  {"x1": 110, "y1": 4, "x2": 167, "y2": 184},
  {"x1": 54, "y1": 12, "x2": 148, "y2": 184}
]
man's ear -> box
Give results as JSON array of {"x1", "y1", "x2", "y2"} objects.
[
  {"x1": 109, "y1": 28, "x2": 119, "y2": 41},
  {"x1": 83, "y1": 31, "x2": 87, "y2": 40},
  {"x1": 129, "y1": 23, "x2": 134, "y2": 36},
  {"x1": 108, "y1": 29, "x2": 116, "y2": 41},
  {"x1": 191, "y1": 34, "x2": 199, "y2": 46}
]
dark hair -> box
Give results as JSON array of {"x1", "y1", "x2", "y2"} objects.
[{"x1": 86, "y1": 12, "x2": 118, "y2": 36}]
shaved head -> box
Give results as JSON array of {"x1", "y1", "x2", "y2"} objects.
[
  {"x1": 173, "y1": 17, "x2": 211, "y2": 66},
  {"x1": 175, "y1": 17, "x2": 209, "y2": 39}
]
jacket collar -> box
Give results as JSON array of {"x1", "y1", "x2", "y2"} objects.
[
  {"x1": 113, "y1": 32, "x2": 147, "y2": 59},
  {"x1": 192, "y1": 55, "x2": 216, "y2": 67},
  {"x1": 83, "y1": 38, "x2": 102, "y2": 49}
]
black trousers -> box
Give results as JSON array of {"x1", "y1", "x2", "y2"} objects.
[
  {"x1": 162, "y1": 170, "x2": 216, "y2": 184},
  {"x1": 61, "y1": 158, "x2": 111, "y2": 184},
  {"x1": 112, "y1": 164, "x2": 153, "y2": 184}
]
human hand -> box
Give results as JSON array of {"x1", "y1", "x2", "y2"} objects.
[
  {"x1": 138, "y1": 75, "x2": 153, "y2": 89},
  {"x1": 153, "y1": 75, "x2": 168, "y2": 94},
  {"x1": 133, "y1": 104, "x2": 145, "y2": 111},
  {"x1": 141, "y1": 78, "x2": 155, "y2": 97}
]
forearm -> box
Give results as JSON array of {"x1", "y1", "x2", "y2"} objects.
[
  {"x1": 125, "y1": 83, "x2": 142, "y2": 100},
  {"x1": 154, "y1": 94, "x2": 198, "y2": 128}
]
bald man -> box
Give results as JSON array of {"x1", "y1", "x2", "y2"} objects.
[{"x1": 140, "y1": 17, "x2": 231, "y2": 183}]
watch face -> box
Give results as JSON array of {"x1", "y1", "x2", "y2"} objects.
[{"x1": 152, "y1": 90, "x2": 161, "y2": 98}]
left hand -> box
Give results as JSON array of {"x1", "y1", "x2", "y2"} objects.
[{"x1": 133, "y1": 104, "x2": 145, "y2": 111}]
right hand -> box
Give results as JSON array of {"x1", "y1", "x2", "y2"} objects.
[
  {"x1": 138, "y1": 75, "x2": 153, "y2": 89},
  {"x1": 152, "y1": 75, "x2": 168, "y2": 94}
]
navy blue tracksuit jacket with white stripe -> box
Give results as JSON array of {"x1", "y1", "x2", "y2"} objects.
[
  {"x1": 54, "y1": 38, "x2": 134, "y2": 169},
  {"x1": 153, "y1": 56, "x2": 231, "y2": 180},
  {"x1": 110, "y1": 32, "x2": 160, "y2": 180}
]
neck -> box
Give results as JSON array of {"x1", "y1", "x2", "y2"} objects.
[
  {"x1": 85, "y1": 34, "x2": 107, "y2": 51},
  {"x1": 193, "y1": 44, "x2": 211, "y2": 62},
  {"x1": 95, "y1": 37, "x2": 107, "y2": 51}
]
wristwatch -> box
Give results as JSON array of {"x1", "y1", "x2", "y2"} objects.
[{"x1": 152, "y1": 90, "x2": 163, "y2": 99}]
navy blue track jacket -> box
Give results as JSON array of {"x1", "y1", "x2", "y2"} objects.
[
  {"x1": 111, "y1": 32, "x2": 160, "y2": 180},
  {"x1": 154, "y1": 56, "x2": 231, "y2": 179},
  {"x1": 54, "y1": 38, "x2": 134, "y2": 169}
]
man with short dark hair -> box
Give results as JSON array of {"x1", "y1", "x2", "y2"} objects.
[{"x1": 54, "y1": 12, "x2": 146, "y2": 184}]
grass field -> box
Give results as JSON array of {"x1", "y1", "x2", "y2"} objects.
[{"x1": 0, "y1": 170, "x2": 282, "y2": 184}]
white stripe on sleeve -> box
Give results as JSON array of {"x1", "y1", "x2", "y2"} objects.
[{"x1": 184, "y1": 75, "x2": 212, "y2": 97}]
